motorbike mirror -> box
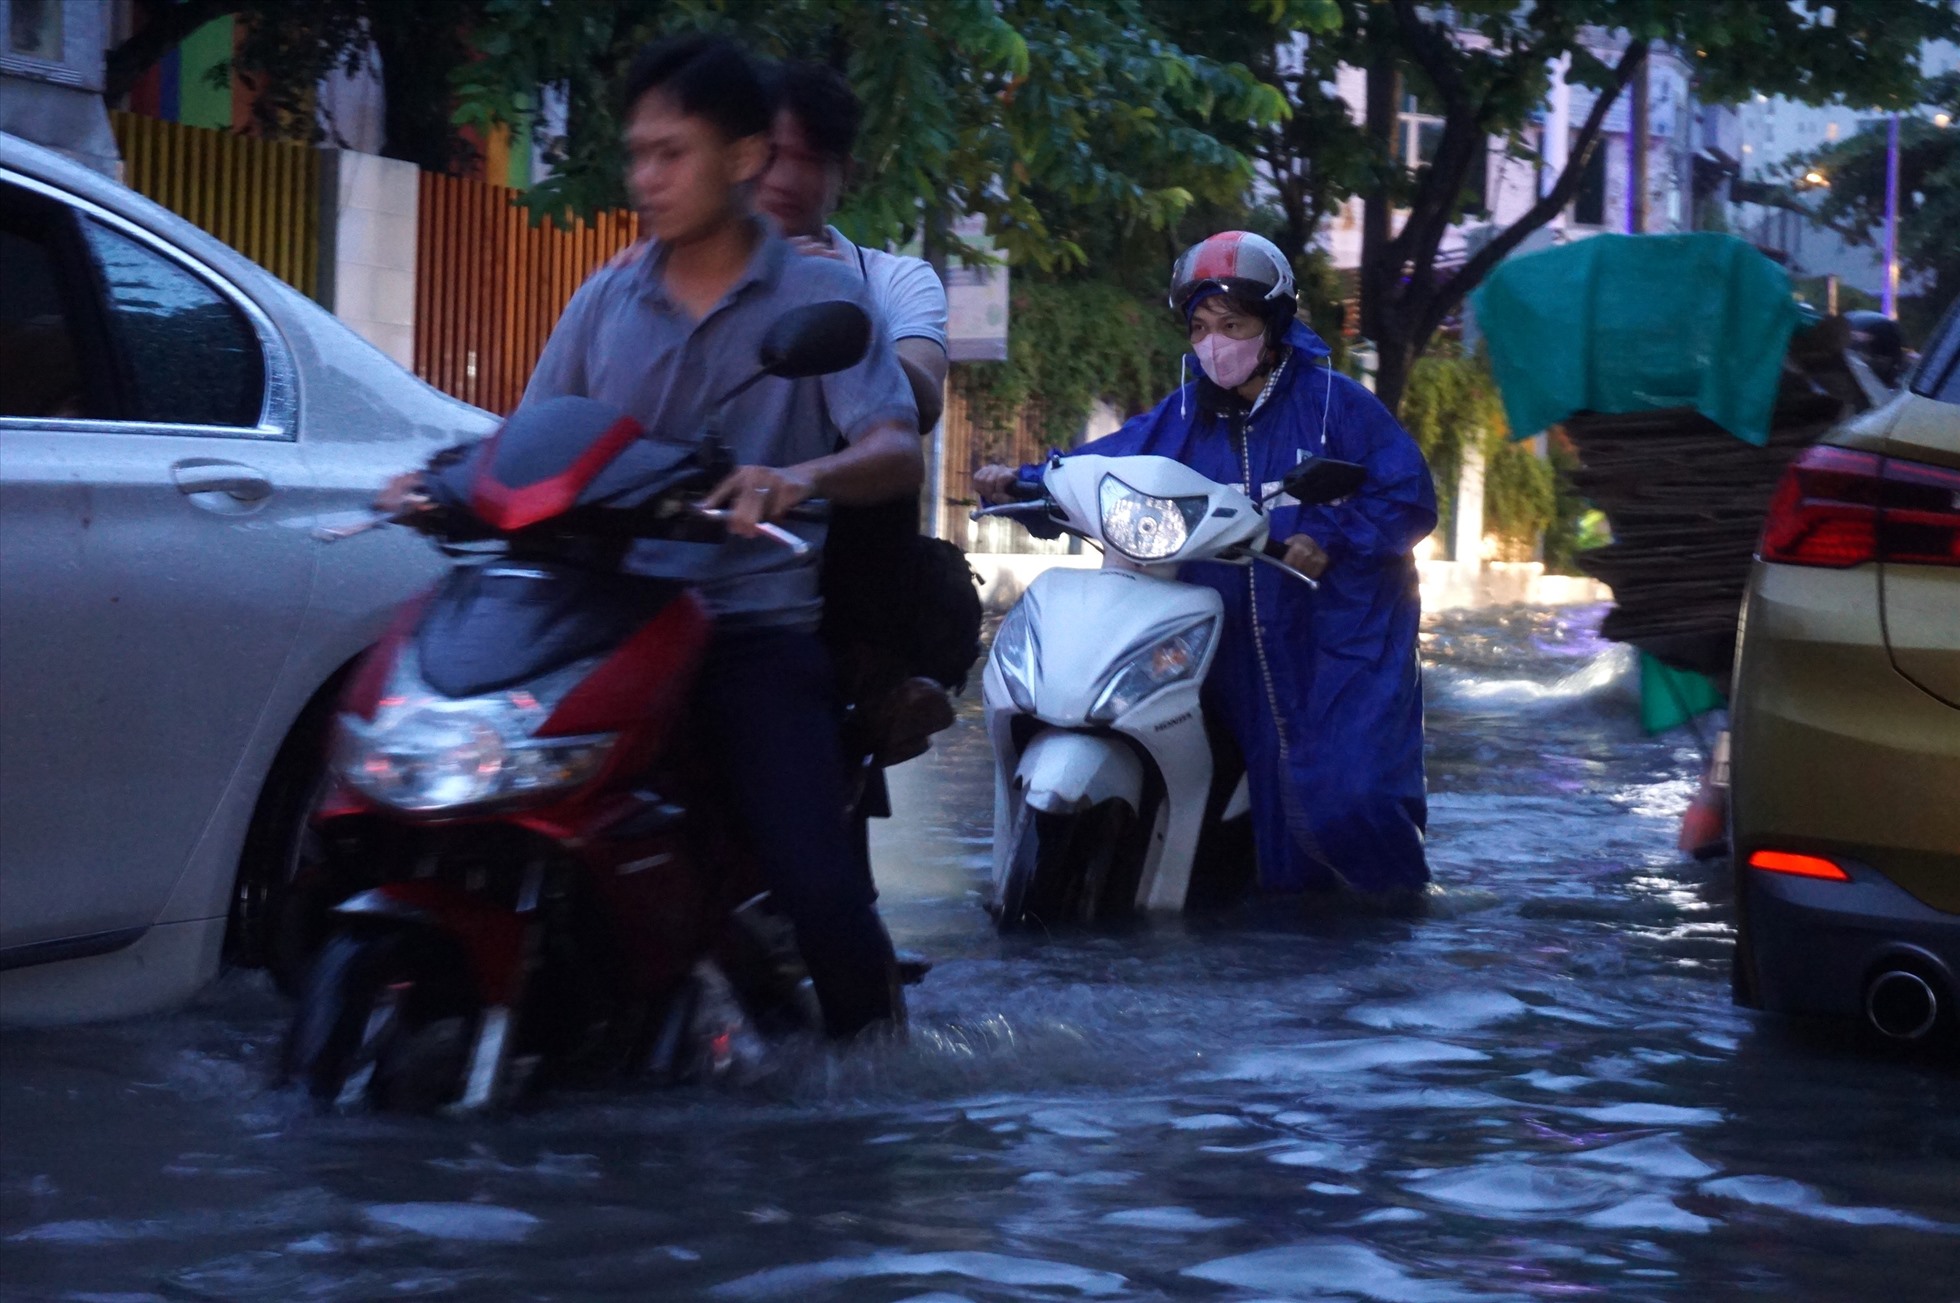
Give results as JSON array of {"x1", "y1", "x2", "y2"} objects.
[
  {"x1": 758, "y1": 300, "x2": 872, "y2": 379},
  {"x1": 1280, "y1": 456, "x2": 1365, "y2": 506}
]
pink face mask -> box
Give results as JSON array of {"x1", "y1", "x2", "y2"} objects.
[{"x1": 1194, "y1": 330, "x2": 1266, "y2": 390}]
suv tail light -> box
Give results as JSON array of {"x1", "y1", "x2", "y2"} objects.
[
  {"x1": 1760, "y1": 446, "x2": 1960, "y2": 568},
  {"x1": 1747, "y1": 849, "x2": 1850, "y2": 881}
]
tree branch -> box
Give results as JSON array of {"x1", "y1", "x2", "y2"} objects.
[
  {"x1": 1388, "y1": 0, "x2": 1470, "y2": 116},
  {"x1": 1359, "y1": 50, "x2": 1402, "y2": 345},
  {"x1": 1426, "y1": 38, "x2": 1649, "y2": 335},
  {"x1": 105, "y1": 0, "x2": 243, "y2": 106},
  {"x1": 1380, "y1": 0, "x2": 1477, "y2": 270}
]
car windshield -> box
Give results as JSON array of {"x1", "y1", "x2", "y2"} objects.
[{"x1": 1908, "y1": 298, "x2": 1960, "y2": 405}]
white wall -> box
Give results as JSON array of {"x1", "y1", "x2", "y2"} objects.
[
  {"x1": 0, "y1": 0, "x2": 118, "y2": 177},
  {"x1": 319, "y1": 150, "x2": 419, "y2": 369}
]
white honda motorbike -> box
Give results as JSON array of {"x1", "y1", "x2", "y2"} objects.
[{"x1": 976, "y1": 451, "x2": 1364, "y2": 931}]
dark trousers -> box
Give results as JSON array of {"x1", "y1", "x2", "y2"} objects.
[{"x1": 692, "y1": 626, "x2": 896, "y2": 1038}]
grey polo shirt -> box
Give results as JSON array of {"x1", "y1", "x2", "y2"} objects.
[{"x1": 520, "y1": 227, "x2": 916, "y2": 631}]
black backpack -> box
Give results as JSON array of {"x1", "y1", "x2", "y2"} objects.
[{"x1": 821, "y1": 499, "x2": 983, "y2": 693}]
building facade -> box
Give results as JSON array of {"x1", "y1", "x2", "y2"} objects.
[{"x1": 0, "y1": 0, "x2": 117, "y2": 176}]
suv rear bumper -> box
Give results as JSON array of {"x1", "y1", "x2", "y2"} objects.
[{"x1": 1739, "y1": 856, "x2": 1960, "y2": 1017}]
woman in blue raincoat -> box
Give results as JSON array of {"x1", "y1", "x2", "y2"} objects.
[{"x1": 976, "y1": 231, "x2": 1437, "y2": 900}]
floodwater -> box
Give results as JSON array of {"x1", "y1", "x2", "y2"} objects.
[{"x1": 3, "y1": 605, "x2": 1955, "y2": 1302}]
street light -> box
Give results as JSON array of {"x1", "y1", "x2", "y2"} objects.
[
  {"x1": 1936, "y1": 112, "x2": 1952, "y2": 129},
  {"x1": 1801, "y1": 168, "x2": 1830, "y2": 188}
]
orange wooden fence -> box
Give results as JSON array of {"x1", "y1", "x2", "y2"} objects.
[
  {"x1": 414, "y1": 172, "x2": 639, "y2": 413},
  {"x1": 939, "y1": 382, "x2": 1058, "y2": 550},
  {"x1": 110, "y1": 111, "x2": 320, "y2": 297}
]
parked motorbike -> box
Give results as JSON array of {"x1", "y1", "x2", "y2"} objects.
[
  {"x1": 975, "y1": 452, "x2": 1364, "y2": 931},
  {"x1": 281, "y1": 301, "x2": 914, "y2": 1112}
]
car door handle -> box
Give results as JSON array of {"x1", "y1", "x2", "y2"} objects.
[{"x1": 173, "y1": 460, "x2": 273, "y2": 503}]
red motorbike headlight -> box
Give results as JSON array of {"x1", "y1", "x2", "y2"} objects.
[{"x1": 336, "y1": 647, "x2": 616, "y2": 813}]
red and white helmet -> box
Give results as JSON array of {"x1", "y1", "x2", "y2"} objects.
[{"x1": 1169, "y1": 230, "x2": 1297, "y2": 319}]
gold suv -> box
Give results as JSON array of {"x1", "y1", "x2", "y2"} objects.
[{"x1": 1730, "y1": 299, "x2": 1960, "y2": 1045}]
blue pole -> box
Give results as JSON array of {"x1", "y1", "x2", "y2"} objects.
[{"x1": 1883, "y1": 114, "x2": 1900, "y2": 318}]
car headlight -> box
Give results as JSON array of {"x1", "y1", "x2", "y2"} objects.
[
  {"x1": 1088, "y1": 617, "x2": 1218, "y2": 723},
  {"x1": 1099, "y1": 474, "x2": 1209, "y2": 562},
  {"x1": 991, "y1": 601, "x2": 1040, "y2": 713},
  {"x1": 338, "y1": 648, "x2": 617, "y2": 813}
]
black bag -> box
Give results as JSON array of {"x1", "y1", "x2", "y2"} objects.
[{"x1": 821, "y1": 499, "x2": 983, "y2": 693}]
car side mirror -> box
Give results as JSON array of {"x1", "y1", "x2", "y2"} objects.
[
  {"x1": 1281, "y1": 456, "x2": 1366, "y2": 506},
  {"x1": 758, "y1": 300, "x2": 872, "y2": 379}
]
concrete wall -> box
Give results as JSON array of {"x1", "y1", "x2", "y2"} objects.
[
  {"x1": 318, "y1": 149, "x2": 419, "y2": 369},
  {"x1": 0, "y1": 0, "x2": 117, "y2": 177},
  {"x1": 968, "y1": 552, "x2": 1609, "y2": 614},
  {"x1": 1418, "y1": 560, "x2": 1609, "y2": 611}
]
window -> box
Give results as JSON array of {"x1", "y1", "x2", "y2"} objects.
[
  {"x1": 79, "y1": 219, "x2": 264, "y2": 427},
  {"x1": 1573, "y1": 144, "x2": 1608, "y2": 226},
  {"x1": 1398, "y1": 94, "x2": 1446, "y2": 172},
  {"x1": 1463, "y1": 144, "x2": 1490, "y2": 218},
  {"x1": 8, "y1": 0, "x2": 61, "y2": 60},
  {"x1": 0, "y1": 222, "x2": 86, "y2": 418},
  {"x1": 1398, "y1": 94, "x2": 1486, "y2": 217}
]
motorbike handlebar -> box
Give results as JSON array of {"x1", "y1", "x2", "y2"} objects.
[
  {"x1": 1246, "y1": 536, "x2": 1318, "y2": 589},
  {"x1": 1004, "y1": 478, "x2": 1046, "y2": 502},
  {"x1": 314, "y1": 491, "x2": 455, "y2": 543},
  {"x1": 321, "y1": 475, "x2": 827, "y2": 554},
  {"x1": 685, "y1": 506, "x2": 811, "y2": 556}
]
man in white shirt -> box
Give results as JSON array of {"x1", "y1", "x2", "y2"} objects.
[
  {"x1": 755, "y1": 61, "x2": 967, "y2": 853},
  {"x1": 757, "y1": 60, "x2": 950, "y2": 429}
]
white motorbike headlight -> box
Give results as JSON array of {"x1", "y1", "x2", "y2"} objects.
[
  {"x1": 1088, "y1": 617, "x2": 1218, "y2": 723},
  {"x1": 1099, "y1": 474, "x2": 1209, "y2": 562},
  {"x1": 991, "y1": 602, "x2": 1040, "y2": 713},
  {"x1": 338, "y1": 648, "x2": 617, "y2": 814}
]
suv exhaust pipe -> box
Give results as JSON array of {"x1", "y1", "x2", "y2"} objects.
[{"x1": 1865, "y1": 969, "x2": 1942, "y2": 1041}]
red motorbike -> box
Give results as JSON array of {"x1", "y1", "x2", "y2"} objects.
[{"x1": 281, "y1": 302, "x2": 911, "y2": 1111}]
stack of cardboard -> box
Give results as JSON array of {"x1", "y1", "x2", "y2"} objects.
[{"x1": 1558, "y1": 322, "x2": 1873, "y2": 680}]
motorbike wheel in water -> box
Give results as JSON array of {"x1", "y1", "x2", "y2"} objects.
[
  {"x1": 283, "y1": 931, "x2": 480, "y2": 1112},
  {"x1": 996, "y1": 802, "x2": 1135, "y2": 933}
]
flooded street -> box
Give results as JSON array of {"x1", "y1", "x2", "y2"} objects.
[{"x1": 3, "y1": 605, "x2": 1956, "y2": 1302}]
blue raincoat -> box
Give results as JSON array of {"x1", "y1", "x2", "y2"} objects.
[{"x1": 1025, "y1": 322, "x2": 1437, "y2": 896}]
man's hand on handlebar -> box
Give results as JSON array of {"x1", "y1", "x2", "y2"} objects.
[
  {"x1": 374, "y1": 472, "x2": 434, "y2": 518},
  {"x1": 974, "y1": 464, "x2": 1024, "y2": 504},
  {"x1": 703, "y1": 464, "x2": 819, "y2": 538}
]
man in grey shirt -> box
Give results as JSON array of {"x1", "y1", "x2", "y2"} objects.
[{"x1": 521, "y1": 35, "x2": 922, "y2": 1039}]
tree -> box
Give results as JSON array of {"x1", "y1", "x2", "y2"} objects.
[
  {"x1": 1775, "y1": 72, "x2": 1960, "y2": 335},
  {"x1": 451, "y1": 0, "x2": 1289, "y2": 271},
  {"x1": 1161, "y1": 0, "x2": 1957, "y2": 413},
  {"x1": 105, "y1": 0, "x2": 484, "y2": 173},
  {"x1": 106, "y1": 0, "x2": 238, "y2": 108}
]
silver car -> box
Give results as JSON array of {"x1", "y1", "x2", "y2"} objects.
[{"x1": 0, "y1": 133, "x2": 493, "y2": 1023}]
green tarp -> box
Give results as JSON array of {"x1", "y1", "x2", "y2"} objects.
[
  {"x1": 1470, "y1": 232, "x2": 1803, "y2": 446},
  {"x1": 1639, "y1": 652, "x2": 1725, "y2": 736}
]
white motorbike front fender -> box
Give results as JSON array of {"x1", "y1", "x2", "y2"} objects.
[{"x1": 1016, "y1": 730, "x2": 1144, "y2": 816}]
